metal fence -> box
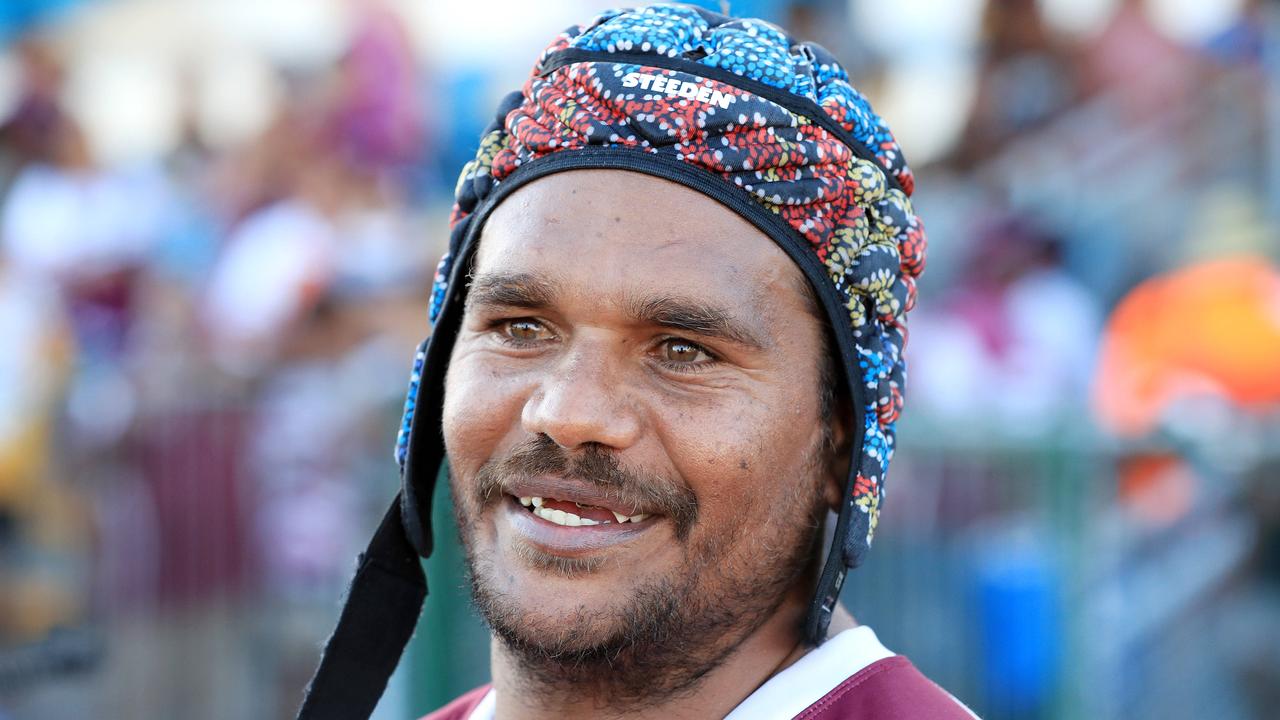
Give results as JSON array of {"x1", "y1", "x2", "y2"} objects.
[{"x1": 843, "y1": 422, "x2": 1265, "y2": 720}]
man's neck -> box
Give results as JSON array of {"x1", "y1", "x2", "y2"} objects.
[{"x1": 489, "y1": 588, "x2": 821, "y2": 720}]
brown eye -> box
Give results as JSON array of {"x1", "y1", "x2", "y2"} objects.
[
  {"x1": 662, "y1": 339, "x2": 710, "y2": 364},
  {"x1": 505, "y1": 320, "x2": 548, "y2": 342}
]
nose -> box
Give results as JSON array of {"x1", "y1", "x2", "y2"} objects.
[{"x1": 521, "y1": 341, "x2": 642, "y2": 451}]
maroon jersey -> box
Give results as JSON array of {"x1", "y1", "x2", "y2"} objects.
[
  {"x1": 792, "y1": 656, "x2": 976, "y2": 718},
  {"x1": 421, "y1": 627, "x2": 977, "y2": 719}
]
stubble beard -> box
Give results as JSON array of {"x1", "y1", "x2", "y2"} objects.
[{"x1": 450, "y1": 437, "x2": 830, "y2": 711}]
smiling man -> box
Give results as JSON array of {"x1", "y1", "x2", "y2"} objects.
[{"x1": 297, "y1": 5, "x2": 972, "y2": 720}]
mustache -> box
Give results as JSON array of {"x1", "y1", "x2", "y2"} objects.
[{"x1": 472, "y1": 435, "x2": 699, "y2": 539}]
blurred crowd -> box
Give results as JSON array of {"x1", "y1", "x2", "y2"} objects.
[
  {"x1": 0, "y1": 3, "x2": 441, "y2": 715},
  {"x1": 0, "y1": 1, "x2": 1278, "y2": 719}
]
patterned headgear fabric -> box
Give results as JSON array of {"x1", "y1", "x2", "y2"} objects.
[{"x1": 397, "y1": 4, "x2": 926, "y2": 568}]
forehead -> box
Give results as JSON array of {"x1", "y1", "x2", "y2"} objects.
[{"x1": 473, "y1": 169, "x2": 808, "y2": 315}]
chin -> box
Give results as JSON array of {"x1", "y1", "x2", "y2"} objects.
[
  {"x1": 456, "y1": 501, "x2": 817, "y2": 705},
  {"x1": 469, "y1": 548, "x2": 657, "y2": 656}
]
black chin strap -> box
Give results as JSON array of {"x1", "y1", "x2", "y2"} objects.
[{"x1": 296, "y1": 494, "x2": 427, "y2": 719}]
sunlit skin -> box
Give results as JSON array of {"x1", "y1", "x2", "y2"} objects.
[{"x1": 442, "y1": 169, "x2": 856, "y2": 719}]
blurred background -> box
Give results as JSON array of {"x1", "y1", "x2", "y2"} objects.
[{"x1": 0, "y1": 0, "x2": 1277, "y2": 718}]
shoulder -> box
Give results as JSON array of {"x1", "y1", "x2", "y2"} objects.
[
  {"x1": 419, "y1": 684, "x2": 493, "y2": 720},
  {"x1": 726, "y1": 626, "x2": 976, "y2": 720},
  {"x1": 796, "y1": 656, "x2": 979, "y2": 719}
]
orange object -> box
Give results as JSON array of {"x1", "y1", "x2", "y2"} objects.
[{"x1": 1093, "y1": 255, "x2": 1280, "y2": 435}]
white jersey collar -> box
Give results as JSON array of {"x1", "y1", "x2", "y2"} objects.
[{"x1": 467, "y1": 626, "x2": 893, "y2": 720}]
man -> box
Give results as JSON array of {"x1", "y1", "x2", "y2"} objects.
[{"x1": 298, "y1": 5, "x2": 973, "y2": 719}]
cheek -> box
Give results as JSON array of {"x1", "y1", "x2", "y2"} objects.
[
  {"x1": 442, "y1": 349, "x2": 532, "y2": 480},
  {"x1": 659, "y1": 386, "x2": 821, "y2": 519}
]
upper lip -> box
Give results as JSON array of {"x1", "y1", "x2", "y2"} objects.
[{"x1": 504, "y1": 476, "x2": 657, "y2": 517}]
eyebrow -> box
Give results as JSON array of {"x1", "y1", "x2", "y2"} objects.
[
  {"x1": 466, "y1": 272, "x2": 561, "y2": 310},
  {"x1": 627, "y1": 294, "x2": 769, "y2": 351}
]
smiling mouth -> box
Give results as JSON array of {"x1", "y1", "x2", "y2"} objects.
[{"x1": 513, "y1": 495, "x2": 650, "y2": 527}]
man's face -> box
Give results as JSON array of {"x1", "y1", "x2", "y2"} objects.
[{"x1": 443, "y1": 169, "x2": 839, "y2": 698}]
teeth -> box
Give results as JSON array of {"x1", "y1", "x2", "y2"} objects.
[
  {"x1": 535, "y1": 506, "x2": 587, "y2": 527},
  {"x1": 527, "y1": 498, "x2": 651, "y2": 526}
]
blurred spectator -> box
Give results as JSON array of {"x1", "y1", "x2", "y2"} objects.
[
  {"x1": 324, "y1": 1, "x2": 425, "y2": 177},
  {"x1": 0, "y1": 39, "x2": 64, "y2": 188},
  {"x1": 952, "y1": 0, "x2": 1079, "y2": 169},
  {"x1": 1079, "y1": 0, "x2": 1199, "y2": 121},
  {"x1": 201, "y1": 111, "x2": 342, "y2": 376},
  {"x1": 909, "y1": 212, "x2": 1102, "y2": 435},
  {"x1": 1093, "y1": 255, "x2": 1280, "y2": 438},
  {"x1": 0, "y1": 257, "x2": 82, "y2": 644}
]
